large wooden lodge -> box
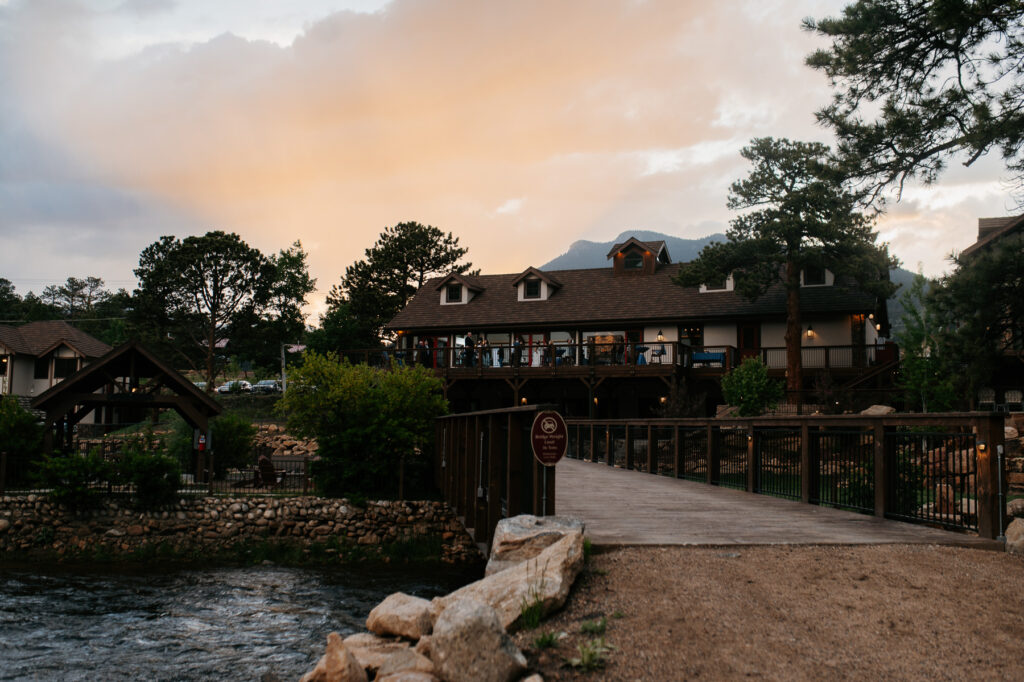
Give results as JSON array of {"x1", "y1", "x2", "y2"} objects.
[{"x1": 378, "y1": 237, "x2": 895, "y2": 417}]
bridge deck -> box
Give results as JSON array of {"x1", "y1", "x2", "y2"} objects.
[{"x1": 554, "y1": 457, "x2": 1001, "y2": 548}]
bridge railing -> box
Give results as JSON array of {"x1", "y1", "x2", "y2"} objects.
[
  {"x1": 436, "y1": 405, "x2": 556, "y2": 552},
  {"x1": 566, "y1": 413, "x2": 1007, "y2": 539}
]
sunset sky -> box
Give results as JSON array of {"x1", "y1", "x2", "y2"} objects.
[{"x1": 1, "y1": 0, "x2": 1017, "y2": 318}]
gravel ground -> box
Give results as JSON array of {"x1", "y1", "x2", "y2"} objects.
[{"x1": 513, "y1": 544, "x2": 1024, "y2": 681}]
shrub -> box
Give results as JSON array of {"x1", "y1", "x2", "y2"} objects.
[
  {"x1": 0, "y1": 395, "x2": 44, "y2": 458},
  {"x1": 33, "y1": 449, "x2": 112, "y2": 509},
  {"x1": 121, "y1": 445, "x2": 181, "y2": 508},
  {"x1": 278, "y1": 353, "x2": 447, "y2": 498},
  {"x1": 721, "y1": 358, "x2": 784, "y2": 416},
  {"x1": 209, "y1": 413, "x2": 256, "y2": 478}
]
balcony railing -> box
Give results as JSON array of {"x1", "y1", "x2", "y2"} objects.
[{"x1": 340, "y1": 341, "x2": 893, "y2": 374}]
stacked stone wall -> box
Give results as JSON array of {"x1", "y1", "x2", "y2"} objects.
[{"x1": 0, "y1": 495, "x2": 480, "y2": 564}]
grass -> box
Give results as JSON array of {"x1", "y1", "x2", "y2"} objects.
[
  {"x1": 532, "y1": 631, "x2": 560, "y2": 650},
  {"x1": 566, "y1": 637, "x2": 613, "y2": 671},
  {"x1": 580, "y1": 616, "x2": 607, "y2": 635},
  {"x1": 518, "y1": 562, "x2": 549, "y2": 630}
]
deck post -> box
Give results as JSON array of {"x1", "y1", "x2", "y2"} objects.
[
  {"x1": 605, "y1": 425, "x2": 613, "y2": 467},
  {"x1": 589, "y1": 423, "x2": 595, "y2": 462},
  {"x1": 624, "y1": 424, "x2": 633, "y2": 470},
  {"x1": 506, "y1": 412, "x2": 524, "y2": 518},
  {"x1": 673, "y1": 425, "x2": 681, "y2": 478}
]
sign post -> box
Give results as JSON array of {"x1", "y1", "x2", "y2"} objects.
[{"x1": 530, "y1": 410, "x2": 567, "y2": 515}]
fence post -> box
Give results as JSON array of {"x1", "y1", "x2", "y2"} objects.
[
  {"x1": 588, "y1": 423, "x2": 595, "y2": 462},
  {"x1": 647, "y1": 425, "x2": 655, "y2": 474},
  {"x1": 208, "y1": 451, "x2": 214, "y2": 495},
  {"x1": 605, "y1": 425, "x2": 613, "y2": 467},
  {"x1": 707, "y1": 423, "x2": 718, "y2": 485},
  {"x1": 624, "y1": 424, "x2": 633, "y2": 470},
  {"x1": 673, "y1": 425, "x2": 681, "y2": 478},
  {"x1": 976, "y1": 414, "x2": 1006, "y2": 539},
  {"x1": 873, "y1": 420, "x2": 887, "y2": 518},
  {"x1": 800, "y1": 422, "x2": 811, "y2": 503},
  {"x1": 506, "y1": 412, "x2": 524, "y2": 518},
  {"x1": 746, "y1": 425, "x2": 756, "y2": 493}
]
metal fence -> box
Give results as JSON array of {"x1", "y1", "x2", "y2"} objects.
[{"x1": 566, "y1": 413, "x2": 1006, "y2": 537}]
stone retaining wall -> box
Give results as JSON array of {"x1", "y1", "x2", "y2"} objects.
[{"x1": 0, "y1": 495, "x2": 480, "y2": 564}]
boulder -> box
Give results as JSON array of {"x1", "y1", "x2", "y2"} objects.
[
  {"x1": 1006, "y1": 426, "x2": 1019, "y2": 440},
  {"x1": 343, "y1": 633, "x2": 413, "y2": 675},
  {"x1": 430, "y1": 597, "x2": 526, "y2": 682},
  {"x1": 485, "y1": 515, "x2": 585, "y2": 576},
  {"x1": 376, "y1": 673, "x2": 438, "y2": 682},
  {"x1": 860, "y1": 404, "x2": 896, "y2": 416},
  {"x1": 375, "y1": 647, "x2": 434, "y2": 678},
  {"x1": 0, "y1": 518, "x2": 9, "y2": 534},
  {"x1": 300, "y1": 632, "x2": 367, "y2": 682},
  {"x1": 434, "y1": 529, "x2": 584, "y2": 631},
  {"x1": 1006, "y1": 518, "x2": 1024, "y2": 556},
  {"x1": 367, "y1": 592, "x2": 434, "y2": 640},
  {"x1": 1007, "y1": 498, "x2": 1024, "y2": 518}
]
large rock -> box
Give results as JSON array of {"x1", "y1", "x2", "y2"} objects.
[
  {"x1": 434, "y1": 529, "x2": 584, "y2": 631},
  {"x1": 342, "y1": 633, "x2": 412, "y2": 675},
  {"x1": 375, "y1": 647, "x2": 434, "y2": 678},
  {"x1": 860, "y1": 404, "x2": 896, "y2": 416},
  {"x1": 367, "y1": 592, "x2": 434, "y2": 640},
  {"x1": 1006, "y1": 518, "x2": 1024, "y2": 556},
  {"x1": 376, "y1": 673, "x2": 438, "y2": 682},
  {"x1": 1007, "y1": 498, "x2": 1024, "y2": 518},
  {"x1": 485, "y1": 515, "x2": 584, "y2": 576},
  {"x1": 430, "y1": 597, "x2": 526, "y2": 682},
  {"x1": 1005, "y1": 425, "x2": 1019, "y2": 440},
  {"x1": 300, "y1": 632, "x2": 368, "y2": 682},
  {"x1": 0, "y1": 518, "x2": 9, "y2": 534}
]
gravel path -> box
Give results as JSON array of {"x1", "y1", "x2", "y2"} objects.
[{"x1": 513, "y1": 544, "x2": 1024, "y2": 681}]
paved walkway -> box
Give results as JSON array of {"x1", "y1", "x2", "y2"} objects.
[{"x1": 555, "y1": 457, "x2": 1000, "y2": 548}]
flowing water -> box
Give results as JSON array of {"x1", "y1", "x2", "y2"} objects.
[{"x1": 0, "y1": 563, "x2": 479, "y2": 681}]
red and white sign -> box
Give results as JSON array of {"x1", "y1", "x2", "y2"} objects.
[{"x1": 530, "y1": 410, "x2": 568, "y2": 467}]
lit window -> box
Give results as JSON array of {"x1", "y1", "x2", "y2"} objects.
[
  {"x1": 446, "y1": 284, "x2": 462, "y2": 303},
  {"x1": 524, "y1": 280, "x2": 541, "y2": 299}
]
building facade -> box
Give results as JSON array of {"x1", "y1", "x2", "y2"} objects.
[{"x1": 0, "y1": 321, "x2": 112, "y2": 398}]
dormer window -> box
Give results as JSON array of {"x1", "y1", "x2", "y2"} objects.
[
  {"x1": 446, "y1": 284, "x2": 462, "y2": 303},
  {"x1": 801, "y1": 266, "x2": 830, "y2": 287},
  {"x1": 524, "y1": 280, "x2": 541, "y2": 299},
  {"x1": 513, "y1": 266, "x2": 560, "y2": 302},
  {"x1": 699, "y1": 274, "x2": 734, "y2": 293},
  {"x1": 623, "y1": 252, "x2": 643, "y2": 270}
]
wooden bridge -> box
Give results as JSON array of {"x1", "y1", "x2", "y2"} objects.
[{"x1": 435, "y1": 409, "x2": 1007, "y2": 552}]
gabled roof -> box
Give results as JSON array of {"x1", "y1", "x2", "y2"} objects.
[
  {"x1": 961, "y1": 214, "x2": 1024, "y2": 258},
  {"x1": 510, "y1": 267, "x2": 562, "y2": 289},
  {"x1": 0, "y1": 321, "x2": 111, "y2": 358},
  {"x1": 387, "y1": 263, "x2": 879, "y2": 332},
  {"x1": 605, "y1": 237, "x2": 671, "y2": 264},
  {"x1": 434, "y1": 272, "x2": 485, "y2": 293},
  {"x1": 31, "y1": 340, "x2": 222, "y2": 422}
]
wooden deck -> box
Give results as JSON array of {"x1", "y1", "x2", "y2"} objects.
[{"x1": 554, "y1": 457, "x2": 1002, "y2": 549}]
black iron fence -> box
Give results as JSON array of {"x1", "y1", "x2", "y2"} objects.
[{"x1": 567, "y1": 413, "x2": 1006, "y2": 537}]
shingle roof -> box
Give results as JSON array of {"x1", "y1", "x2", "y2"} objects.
[
  {"x1": 0, "y1": 321, "x2": 112, "y2": 358},
  {"x1": 387, "y1": 264, "x2": 879, "y2": 332},
  {"x1": 606, "y1": 237, "x2": 669, "y2": 262},
  {"x1": 961, "y1": 214, "x2": 1024, "y2": 258}
]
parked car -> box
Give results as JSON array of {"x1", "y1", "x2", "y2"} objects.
[
  {"x1": 216, "y1": 380, "x2": 252, "y2": 394},
  {"x1": 252, "y1": 379, "x2": 282, "y2": 394},
  {"x1": 193, "y1": 381, "x2": 207, "y2": 391}
]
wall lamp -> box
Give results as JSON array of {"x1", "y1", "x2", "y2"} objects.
[
  {"x1": 806, "y1": 324, "x2": 814, "y2": 339},
  {"x1": 657, "y1": 330, "x2": 665, "y2": 342}
]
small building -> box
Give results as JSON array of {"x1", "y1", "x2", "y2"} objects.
[
  {"x1": 0, "y1": 321, "x2": 112, "y2": 398},
  {"x1": 384, "y1": 237, "x2": 894, "y2": 417}
]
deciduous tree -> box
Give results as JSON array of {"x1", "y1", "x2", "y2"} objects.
[
  {"x1": 675, "y1": 138, "x2": 897, "y2": 392},
  {"x1": 805, "y1": 0, "x2": 1024, "y2": 202}
]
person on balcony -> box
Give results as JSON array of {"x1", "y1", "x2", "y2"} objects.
[{"x1": 464, "y1": 332, "x2": 476, "y2": 367}]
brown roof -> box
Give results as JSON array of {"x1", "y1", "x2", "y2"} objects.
[
  {"x1": 0, "y1": 321, "x2": 112, "y2": 358},
  {"x1": 961, "y1": 214, "x2": 1024, "y2": 258},
  {"x1": 606, "y1": 237, "x2": 670, "y2": 263},
  {"x1": 387, "y1": 264, "x2": 879, "y2": 332}
]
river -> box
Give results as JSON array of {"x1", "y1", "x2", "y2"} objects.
[{"x1": 0, "y1": 563, "x2": 479, "y2": 681}]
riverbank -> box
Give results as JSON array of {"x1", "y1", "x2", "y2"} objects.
[
  {"x1": 513, "y1": 543, "x2": 1024, "y2": 680},
  {"x1": 0, "y1": 495, "x2": 481, "y2": 566}
]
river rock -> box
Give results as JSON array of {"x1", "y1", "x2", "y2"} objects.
[
  {"x1": 367, "y1": 592, "x2": 434, "y2": 640},
  {"x1": 860, "y1": 404, "x2": 896, "y2": 416},
  {"x1": 375, "y1": 647, "x2": 434, "y2": 678},
  {"x1": 485, "y1": 515, "x2": 585, "y2": 576},
  {"x1": 0, "y1": 519, "x2": 9, "y2": 534},
  {"x1": 1007, "y1": 498, "x2": 1024, "y2": 518},
  {"x1": 376, "y1": 673, "x2": 438, "y2": 682},
  {"x1": 300, "y1": 632, "x2": 367, "y2": 682},
  {"x1": 1006, "y1": 518, "x2": 1024, "y2": 556},
  {"x1": 343, "y1": 633, "x2": 412, "y2": 675},
  {"x1": 430, "y1": 597, "x2": 526, "y2": 682},
  {"x1": 434, "y1": 529, "x2": 584, "y2": 631}
]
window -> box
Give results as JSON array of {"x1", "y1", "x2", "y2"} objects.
[
  {"x1": 54, "y1": 357, "x2": 78, "y2": 378},
  {"x1": 446, "y1": 284, "x2": 462, "y2": 303},
  {"x1": 803, "y1": 266, "x2": 826, "y2": 286},
  {"x1": 680, "y1": 324, "x2": 704, "y2": 347},
  {"x1": 524, "y1": 280, "x2": 541, "y2": 299},
  {"x1": 704, "y1": 277, "x2": 727, "y2": 290},
  {"x1": 34, "y1": 357, "x2": 49, "y2": 380},
  {"x1": 623, "y1": 252, "x2": 643, "y2": 270}
]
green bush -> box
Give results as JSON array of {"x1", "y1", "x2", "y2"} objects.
[
  {"x1": 279, "y1": 353, "x2": 447, "y2": 498},
  {"x1": 33, "y1": 449, "x2": 112, "y2": 509},
  {"x1": 0, "y1": 395, "x2": 44, "y2": 458},
  {"x1": 721, "y1": 358, "x2": 784, "y2": 416},
  {"x1": 121, "y1": 446, "x2": 181, "y2": 508},
  {"x1": 209, "y1": 413, "x2": 256, "y2": 478}
]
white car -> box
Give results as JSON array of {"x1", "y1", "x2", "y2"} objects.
[{"x1": 216, "y1": 380, "x2": 252, "y2": 394}]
